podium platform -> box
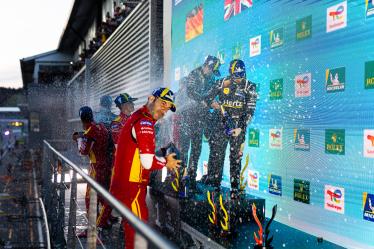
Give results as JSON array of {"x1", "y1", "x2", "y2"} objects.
[
  {"x1": 147, "y1": 181, "x2": 266, "y2": 248},
  {"x1": 147, "y1": 180, "x2": 344, "y2": 249}
]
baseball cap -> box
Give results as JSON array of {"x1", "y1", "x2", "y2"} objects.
[
  {"x1": 152, "y1": 87, "x2": 176, "y2": 112},
  {"x1": 114, "y1": 93, "x2": 138, "y2": 107}
]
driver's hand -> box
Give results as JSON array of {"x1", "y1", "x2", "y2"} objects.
[
  {"x1": 165, "y1": 153, "x2": 181, "y2": 170},
  {"x1": 72, "y1": 132, "x2": 79, "y2": 141},
  {"x1": 211, "y1": 101, "x2": 220, "y2": 110}
]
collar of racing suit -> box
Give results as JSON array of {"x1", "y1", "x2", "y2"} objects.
[
  {"x1": 120, "y1": 112, "x2": 130, "y2": 119},
  {"x1": 139, "y1": 105, "x2": 156, "y2": 122},
  {"x1": 83, "y1": 122, "x2": 95, "y2": 134}
]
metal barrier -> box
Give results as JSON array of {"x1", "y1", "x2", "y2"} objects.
[
  {"x1": 39, "y1": 198, "x2": 52, "y2": 249},
  {"x1": 41, "y1": 140, "x2": 176, "y2": 249}
]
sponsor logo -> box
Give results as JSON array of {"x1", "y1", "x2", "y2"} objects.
[
  {"x1": 248, "y1": 128, "x2": 260, "y2": 147},
  {"x1": 364, "y1": 129, "x2": 374, "y2": 158},
  {"x1": 269, "y1": 128, "x2": 282, "y2": 149},
  {"x1": 270, "y1": 27, "x2": 284, "y2": 48},
  {"x1": 365, "y1": 60, "x2": 374, "y2": 89},
  {"x1": 235, "y1": 91, "x2": 245, "y2": 98},
  {"x1": 325, "y1": 185, "x2": 344, "y2": 214},
  {"x1": 326, "y1": 1, "x2": 347, "y2": 33},
  {"x1": 232, "y1": 42, "x2": 243, "y2": 59},
  {"x1": 248, "y1": 170, "x2": 259, "y2": 190},
  {"x1": 222, "y1": 100, "x2": 243, "y2": 108},
  {"x1": 325, "y1": 129, "x2": 345, "y2": 155},
  {"x1": 363, "y1": 192, "x2": 374, "y2": 222},
  {"x1": 294, "y1": 179, "x2": 310, "y2": 204},
  {"x1": 295, "y1": 73, "x2": 311, "y2": 97},
  {"x1": 326, "y1": 67, "x2": 345, "y2": 92},
  {"x1": 294, "y1": 129, "x2": 310, "y2": 151},
  {"x1": 269, "y1": 78, "x2": 283, "y2": 100},
  {"x1": 296, "y1": 15, "x2": 312, "y2": 40},
  {"x1": 366, "y1": 0, "x2": 374, "y2": 18},
  {"x1": 249, "y1": 35, "x2": 261, "y2": 57},
  {"x1": 268, "y1": 174, "x2": 282, "y2": 196},
  {"x1": 140, "y1": 120, "x2": 153, "y2": 126}
]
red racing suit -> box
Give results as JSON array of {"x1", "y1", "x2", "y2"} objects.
[
  {"x1": 110, "y1": 112, "x2": 130, "y2": 146},
  {"x1": 77, "y1": 122, "x2": 110, "y2": 213},
  {"x1": 109, "y1": 105, "x2": 166, "y2": 249},
  {"x1": 97, "y1": 112, "x2": 130, "y2": 227}
]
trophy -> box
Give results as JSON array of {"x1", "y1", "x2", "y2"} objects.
[{"x1": 253, "y1": 204, "x2": 277, "y2": 249}]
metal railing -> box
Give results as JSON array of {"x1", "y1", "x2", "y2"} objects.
[
  {"x1": 39, "y1": 198, "x2": 51, "y2": 249},
  {"x1": 41, "y1": 140, "x2": 176, "y2": 249}
]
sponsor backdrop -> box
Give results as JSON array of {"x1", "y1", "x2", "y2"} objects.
[{"x1": 171, "y1": 0, "x2": 374, "y2": 247}]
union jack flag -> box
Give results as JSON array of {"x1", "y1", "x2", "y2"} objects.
[{"x1": 224, "y1": 0, "x2": 253, "y2": 21}]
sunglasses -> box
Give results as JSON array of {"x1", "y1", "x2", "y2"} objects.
[{"x1": 156, "y1": 97, "x2": 173, "y2": 110}]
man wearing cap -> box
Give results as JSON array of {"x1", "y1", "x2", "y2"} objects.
[
  {"x1": 205, "y1": 59, "x2": 258, "y2": 198},
  {"x1": 96, "y1": 93, "x2": 137, "y2": 229},
  {"x1": 109, "y1": 87, "x2": 181, "y2": 249},
  {"x1": 111, "y1": 93, "x2": 138, "y2": 146},
  {"x1": 182, "y1": 55, "x2": 221, "y2": 192},
  {"x1": 72, "y1": 106, "x2": 110, "y2": 237},
  {"x1": 94, "y1": 95, "x2": 117, "y2": 129}
]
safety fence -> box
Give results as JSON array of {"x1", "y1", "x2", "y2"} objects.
[{"x1": 41, "y1": 140, "x2": 176, "y2": 249}]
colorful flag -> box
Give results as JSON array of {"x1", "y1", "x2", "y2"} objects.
[
  {"x1": 224, "y1": 0, "x2": 253, "y2": 21},
  {"x1": 185, "y1": 4, "x2": 204, "y2": 42}
]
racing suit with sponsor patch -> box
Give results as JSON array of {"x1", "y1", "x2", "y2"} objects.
[
  {"x1": 108, "y1": 105, "x2": 166, "y2": 249},
  {"x1": 205, "y1": 77, "x2": 257, "y2": 190},
  {"x1": 110, "y1": 112, "x2": 130, "y2": 146},
  {"x1": 77, "y1": 122, "x2": 110, "y2": 213},
  {"x1": 97, "y1": 112, "x2": 130, "y2": 228}
]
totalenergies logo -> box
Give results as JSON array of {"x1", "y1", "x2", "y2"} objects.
[
  {"x1": 249, "y1": 172, "x2": 258, "y2": 180},
  {"x1": 329, "y1": 5, "x2": 344, "y2": 20},
  {"x1": 327, "y1": 189, "x2": 342, "y2": 203},
  {"x1": 270, "y1": 131, "x2": 281, "y2": 139},
  {"x1": 367, "y1": 134, "x2": 374, "y2": 147},
  {"x1": 297, "y1": 76, "x2": 309, "y2": 87},
  {"x1": 251, "y1": 38, "x2": 260, "y2": 48}
]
